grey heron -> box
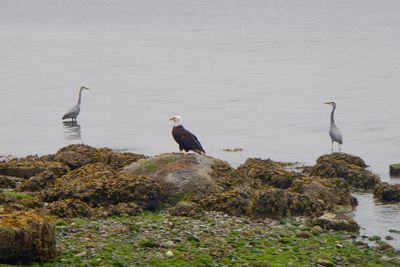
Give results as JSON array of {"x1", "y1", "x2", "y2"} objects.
[
  {"x1": 324, "y1": 101, "x2": 343, "y2": 152},
  {"x1": 62, "y1": 86, "x2": 90, "y2": 121}
]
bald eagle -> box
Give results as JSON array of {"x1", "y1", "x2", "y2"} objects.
[{"x1": 169, "y1": 115, "x2": 205, "y2": 154}]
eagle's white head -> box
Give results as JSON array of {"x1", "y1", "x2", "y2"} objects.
[{"x1": 169, "y1": 115, "x2": 183, "y2": 127}]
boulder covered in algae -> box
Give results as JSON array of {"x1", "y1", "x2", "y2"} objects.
[
  {"x1": 11, "y1": 144, "x2": 146, "y2": 193},
  {"x1": 0, "y1": 155, "x2": 67, "y2": 179},
  {"x1": 41, "y1": 163, "x2": 163, "y2": 212},
  {"x1": 310, "y1": 153, "x2": 380, "y2": 189},
  {"x1": 204, "y1": 158, "x2": 356, "y2": 218},
  {"x1": 236, "y1": 158, "x2": 300, "y2": 189},
  {"x1": 1, "y1": 147, "x2": 359, "y2": 222},
  {"x1": 374, "y1": 182, "x2": 400, "y2": 202},
  {"x1": 123, "y1": 153, "x2": 235, "y2": 202},
  {"x1": 0, "y1": 210, "x2": 56, "y2": 263},
  {"x1": 55, "y1": 144, "x2": 146, "y2": 170}
]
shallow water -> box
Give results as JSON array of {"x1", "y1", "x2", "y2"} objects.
[
  {"x1": 351, "y1": 192, "x2": 400, "y2": 249},
  {"x1": 1, "y1": 0, "x2": 400, "y2": 248}
]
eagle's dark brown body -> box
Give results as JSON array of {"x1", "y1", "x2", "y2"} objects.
[{"x1": 172, "y1": 125, "x2": 205, "y2": 154}]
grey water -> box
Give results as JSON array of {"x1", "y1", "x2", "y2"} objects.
[{"x1": 1, "y1": 0, "x2": 400, "y2": 249}]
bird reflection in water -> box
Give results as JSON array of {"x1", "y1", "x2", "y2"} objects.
[{"x1": 62, "y1": 121, "x2": 82, "y2": 140}]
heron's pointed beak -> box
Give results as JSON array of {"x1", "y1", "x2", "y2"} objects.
[
  {"x1": 324, "y1": 102, "x2": 330, "y2": 105},
  {"x1": 169, "y1": 117, "x2": 174, "y2": 121}
]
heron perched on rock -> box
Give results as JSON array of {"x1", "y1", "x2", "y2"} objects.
[
  {"x1": 325, "y1": 101, "x2": 343, "y2": 152},
  {"x1": 169, "y1": 115, "x2": 205, "y2": 154},
  {"x1": 62, "y1": 86, "x2": 90, "y2": 121}
]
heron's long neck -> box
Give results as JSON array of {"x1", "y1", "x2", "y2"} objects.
[
  {"x1": 77, "y1": 89, "x2": 83, "y2": 105},
  {"x1": 330, "y1": 105, "x2": 336, "y2": 125}
]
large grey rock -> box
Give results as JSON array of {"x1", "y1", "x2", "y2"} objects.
[{"x1": 123, "y1": 153, "x2": 231, "y2": 200}]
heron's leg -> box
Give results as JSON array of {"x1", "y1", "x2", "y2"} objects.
[
  {"x1": 331, "y1": 141, "x2": 334, "y2": 153},
  {"x1": 339, "y1": 144, "x2": 341, "y2": 152}
]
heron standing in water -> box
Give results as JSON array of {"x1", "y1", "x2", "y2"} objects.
[
  {"x1": 62, "y1": 86, "x2": 90, "y2": 121},
  {"x1": 325, "y1": 101, "x2": 343, "y2": 152}
]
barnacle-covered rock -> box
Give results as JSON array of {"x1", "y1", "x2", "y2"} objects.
[
  {"x1": 55, "y1": 144, "x2": 146, "y2": 170},
  {"x1": 310, "y1": 213, "x2": 360, "y2": 232},
  {"x1": 374, "y1": 182, "x2": 400, "y2": 202},
  {"x1": 41, "y1": 163, "x2": 162, "y2": 210},
  {"x1": 0, "y1": 210, "x2": 56, "y2": 263},
  {"x1": 310, "y1": 153, "x2": 380, "y2": 189}
]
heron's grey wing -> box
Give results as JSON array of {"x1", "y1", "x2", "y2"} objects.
[
  {"x1": 62, "y1": 104, "x2": 80, "y2": 119},
  {"x1": 330, "y1": 125, "x2": 343, "y2": 144}
]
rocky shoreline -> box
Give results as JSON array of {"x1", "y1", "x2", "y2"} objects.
[{"x1": 0, "y1": 144, "x2": 399, "y2": 266}]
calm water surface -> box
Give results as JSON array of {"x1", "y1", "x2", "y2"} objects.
[{"x1": 1, "y1": 0, "x2": 399, "y2": 248}]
